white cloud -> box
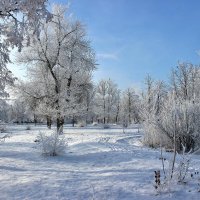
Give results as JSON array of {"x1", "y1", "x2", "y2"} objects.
[
  {"x1": 196, "y1": 50, "x2": 200, "y2": 56},
  {"x1": 97, "y1": 53, "x2": 118, "y2": 60}
]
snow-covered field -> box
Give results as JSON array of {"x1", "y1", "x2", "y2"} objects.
[{"x1": 0, "y1": 125, "x2": 200, "y2": 200}]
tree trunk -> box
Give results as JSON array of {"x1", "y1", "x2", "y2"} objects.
[
  {"x1": 47, "y1": 116, "x2": 52, "y2": 129},
  {"x1": 103, "y1": 97, "x2": 106, "y2": 124},
  {"x1": 72, "y1": 115, "x2": 75, "y2": 127},
  {"x1": 34, "y1": 114, "x2": 37, "y2": 126},
  {"x1": 115, "y1": 115, "x2": 118, "y2": 124},
  {"x1": 57, "y1": 114, "x2": 64, "y2": 133}
]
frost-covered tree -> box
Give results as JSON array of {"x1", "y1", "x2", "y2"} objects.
[
  {"x1": 64, "y1": 72, "x2": 95, "y2": 127},
  {"x1": 171, "y1": 62, "x2": 200, "y2": 101},
  {"x1": 11, "y1": 98, "x2": 31, "y2": 123},
  {"x1": 95, "y1": 79, "x2": 107, "y2": 124},
  {"x1": 106, "y1": 79, "x2": 120, "y2": 123},
  {"x1": 16, "y1": 80, "x2": 49, "y2": 126},
  {"x1": 0, "y1": 69, "x2": 16, "y2": 98},
  {"x1": 114, "y1": 91, "x2": 121, "y2": 124},
  {"x1": 17, "y1": 5, "x2": 96, "y2": 132},
  {"x1": 141, "y1": 75, "x2": 168, "y2": 148},
  {"x1": 141, "y1": 75, "x2": 155, "y2": 120},
  {"x1": 77, "y1": 79, "x2": 96, "y2": 125},
  {"x1": 0, "y1": 99, "x2": 11, "y2": 122},
  {"x1": 120, "y1": 87, "x2": 140, "y2": 125},
  {"x1": 141, "y1": 75, "x2": 167, "y2": 119},
  {"x1": 95, "y1": 79, "x2": 119, "y2": 124},
  {"x1": 0, "y1": 0, "x2": 51, "y2": 96}
]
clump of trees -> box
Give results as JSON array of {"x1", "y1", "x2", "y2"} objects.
[{"x1": 142, "y1": 63, "x2": 200, "y2": 152}]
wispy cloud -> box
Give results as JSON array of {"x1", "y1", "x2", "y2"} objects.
[
  {"x1": 196, "y1": 50, "x2": 200, "y2": 56},
  {"x1": 97, "y1": 53, "x2": 118, "y2": 61}
]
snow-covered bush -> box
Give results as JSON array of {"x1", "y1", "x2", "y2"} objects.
[
  {"x1": 26, "y1": 125, "x2": 31, "y2": 130},
  {"x1": 92, "y1": 122, "x2": 98, "y2": 126},
  {"x1": 177, "y1": 148, "x2": 191, "y2": 183},
  {"x1": 141, "y1": 76, "x2": 169, "y2": 148},
  {"x1": 77, "y1": 121, "x2": 86, "y2": 127},
  {"x1": 157, "y1": 100, "x2": 200, "y2": 152},
  {"x1": 37, "y1": 130, "x2": 67, "y2": 156},
  {"x1": 142, "y1": 65, "x2": 200, "y2": 152},
  {"x1": 0, "y1": 122, "x2": 7, "y2": 133},
  {"x1": 142, "y1": 118, "x2": 171, "y2": 149},
  {"x1": 155, "y1": 146, "x2": 191, "y2": 194},
  {"x1": 143, "y1": 94, "x2": 200, "y2": 152},
  {"x1": 102, "y1": 124, "x2": 110, "y2": 129}
]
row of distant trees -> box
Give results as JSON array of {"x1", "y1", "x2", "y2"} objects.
[{"x1": 1, "y1": 78, "x2": 140, "y2": 126}]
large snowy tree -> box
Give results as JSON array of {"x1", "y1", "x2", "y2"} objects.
[
  {"x1": 17, "y1": 5, "x2": 96, "y2": 132},
  {"x1": 0, "y1": 0, "x2": 51, "y2": 97}
]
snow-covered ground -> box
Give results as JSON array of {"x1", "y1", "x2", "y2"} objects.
[{"x1": 0, "y1": 124, "x2": 200, "y2": 200}]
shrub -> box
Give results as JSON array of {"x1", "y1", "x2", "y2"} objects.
[
  {"x1": 37, "y1": 130, "x2": 67, "y2": 156},
  {"x1": 26, "y1": 125, "x2": 31, "y2": 130},
  {"x1": 92, "y1": 122, "x2": 98, "y2": 126},
  {"x1": 77, "y1": 122, "x2": 85, "y2": 127},
  {"x1": 154, "y1": 145, "x2": 191, "y2": 194},
  {"x1": 142, "y1": 119, "x2": 172, "y2": 149},
  {"x1": 143, "y1": 99, "x2": 200, "y2": 152},
  {"x1": 0, "y1": 123, "x2": 7, "y2": 133},
  {"x1": 102, "y1": 124, "x2": 110, "y2": 129}
]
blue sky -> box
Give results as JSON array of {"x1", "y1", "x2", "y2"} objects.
[{"x1": 11, "y1": 0, "x2": 200, "y2": 89}]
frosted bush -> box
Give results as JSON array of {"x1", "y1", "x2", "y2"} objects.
[
  {"x1": 92, "y1": 122, "x2": 98, "y2": 126},
  {"x1": 77, "y1": 122, "x2": 85, "y2": 127},
  {"x1": 0, "y1": 125, "x2": 7, "y2": 133},
  {"x1": 155, "y1": 147, "x2": 191, "y2": 194},
  {"x1": 102, "y1": 124, "x2": 110, "y2": 129},
  {"x1": 0, "y1": 123, "x2": 7, "y2": 133},
  {"x1": 142, "y1": 119, "x2": 172, "y2": 149},
  {"x1": 26, "y1": 125, "x2": 31, "y2": 130},
  {"x1": 37, "y1": 130, "x2": 67, "y2": 156},
  {"x1": 143, "y1": 98, "x2": 200, "y2": 152}
]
